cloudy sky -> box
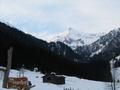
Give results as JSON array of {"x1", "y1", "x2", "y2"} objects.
[{"x1": 0, "y1": 0, "x2": 120, "y2": 36}]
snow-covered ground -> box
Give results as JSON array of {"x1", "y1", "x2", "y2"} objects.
[{"x1": 0, "y1": 69, "x2": 110, "y2": 90}]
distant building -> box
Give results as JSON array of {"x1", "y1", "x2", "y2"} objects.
[{"x1": 42, "y1": 73, "x2": 65, "y2": 85}]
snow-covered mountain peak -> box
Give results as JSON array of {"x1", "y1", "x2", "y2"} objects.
[
  {"x1": 61, "y1": 27, "x2": 73, "y2": 37},
  {"x1": 54, "y1": 27, "x2": 82, "y2": 40},
  {"x1": 50, "y1": 28, "x2": 105, "y2": 49},
  {"x1": 30, "y1": 27, "x2": 105, "y2": 50}
]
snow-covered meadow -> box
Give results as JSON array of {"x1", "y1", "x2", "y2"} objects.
[{"x1": 0, "y1": 69, "x2": 109, "y2": 90}]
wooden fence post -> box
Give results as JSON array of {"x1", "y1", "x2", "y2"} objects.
[{"x1": 2, "y1": 47, "x2": 13, "y2": 88}]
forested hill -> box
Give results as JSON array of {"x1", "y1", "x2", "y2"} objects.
[{"x1": 0, "y1": 22, "x2": 111, "y2": 82}]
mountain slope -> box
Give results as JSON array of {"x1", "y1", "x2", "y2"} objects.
[{"x1": 75, "y1": 28, "x2": 120, "y2": 62}]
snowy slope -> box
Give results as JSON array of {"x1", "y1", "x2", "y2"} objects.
[{"x1": 0, "y1": 69, "x2": 110, "y2": 90}]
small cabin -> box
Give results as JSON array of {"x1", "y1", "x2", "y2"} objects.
[{"x1": 42, "y1": 73, "x2": 65, "y2": 85}]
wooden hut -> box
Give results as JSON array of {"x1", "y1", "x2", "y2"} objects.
[{"x1": 42, "y1": 73, "x2": 65, "y2": 85}]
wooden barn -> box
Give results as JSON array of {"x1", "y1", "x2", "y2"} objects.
[{"x1": 42, "y1": 73, "x2": 65, "y2": 85}]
